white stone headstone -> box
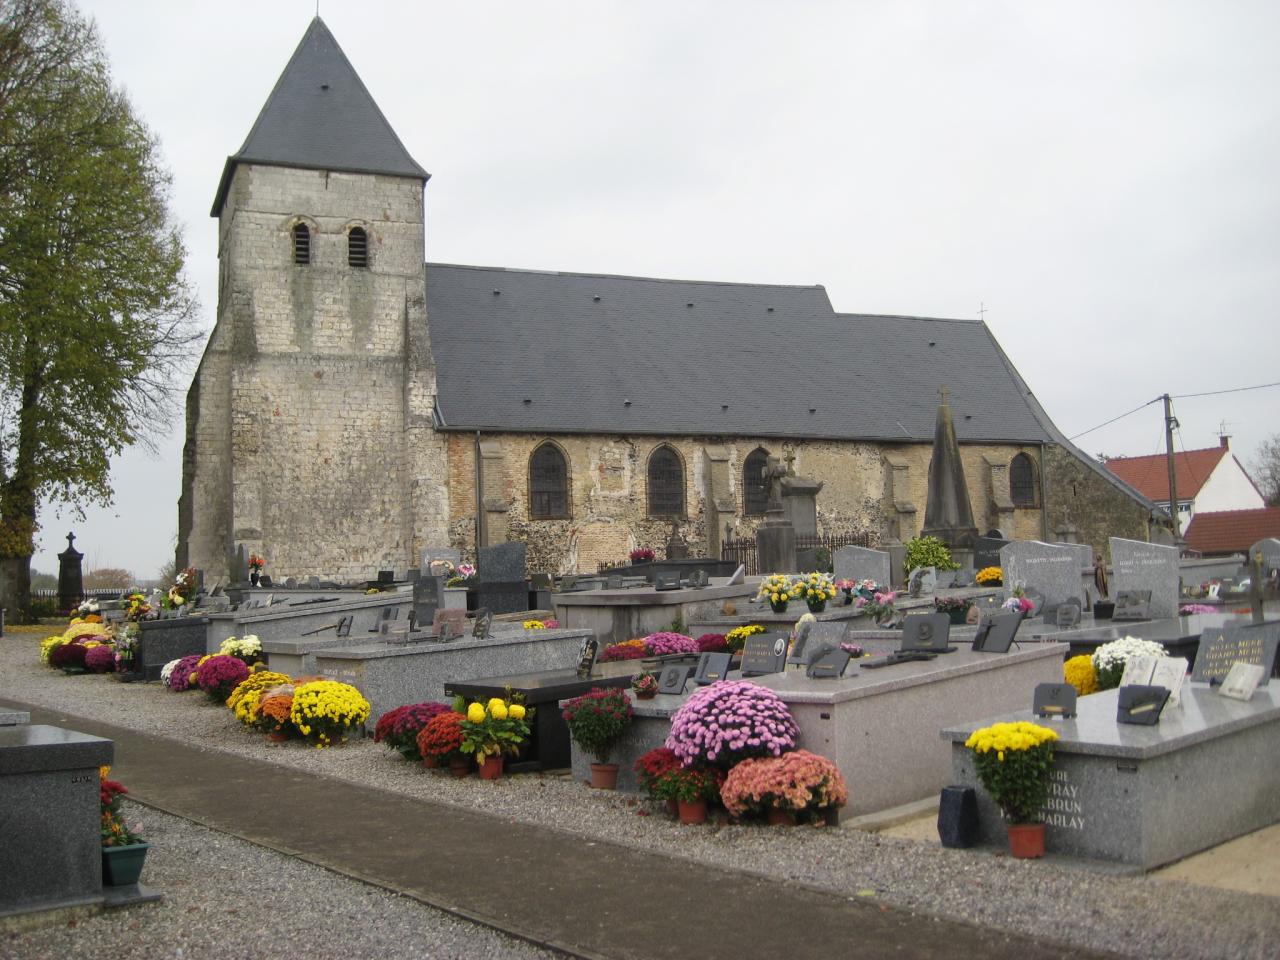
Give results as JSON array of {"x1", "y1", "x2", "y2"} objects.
[{"x1": 999, "y1": 541, "x2": 1080, "y2": 606}]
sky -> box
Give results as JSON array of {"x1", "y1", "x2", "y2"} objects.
[{"x1": 32, "y1": 0, "x2": 1280, "y2": 579}]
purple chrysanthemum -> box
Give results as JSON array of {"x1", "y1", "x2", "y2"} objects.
[
  {"x1": 643, "y1": 632, "x2": 699, "y2": 656},
  {"x1": 84, "y1": 644, "x2": 115, "y2": 673},
  {"x1": 665, "y1": 680, "x2": 799, "y2": 769}
]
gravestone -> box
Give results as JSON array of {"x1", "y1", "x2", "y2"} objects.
[
  {"x1": 136, "y1": 617, "x2": 210, "y2": 680},
  {"x1": 57, "y1": 532, "x2": 84, "y2": 614},
  {"x1": 1190, "y1": 621, "x2": 1280, "y2": 685},
  {"x1": 413, "y1": 576, "x2": 445, "y2": 632},
  {"x1": 833, "y1": 546, "x2": 891, "y2": 586},
  {"x1": 422, "y1": 546, "x2": 461, "y2": 575},
  {"x1": 973, "y1": 536, "x2": 1010, "y2": 574},
  {"x1": 228, "y1": 543, "x2": 249, "y2": 585},
  {"x1": 1251, "y1": 538, "x2": 1280, "y2": 574},
  {"x1": 477, "y1": 542, "x2": 527, "y2": 614},
  {"x1": 999, "y1": 540, "x2": 1079, "y2": 606},
  {"x1": 658, "y1": 664, "x2": 695, "y2": 695},
  {"x1": 431, "y1": 608, "x2": 467, "y2": 638},
  {"x1": 687, "y1": 569, "x2": 709, "y2": 589},
  {"x1": 1110, "y1": 537, "x2": 1179, "y2": 618},
  {"x1": 971, "y1": 611, "x2": 1023, "y2": 653}
]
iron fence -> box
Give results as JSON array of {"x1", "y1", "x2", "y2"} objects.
[{"x1": 720, "y1": 531, "x2": 874, "y2": 576}]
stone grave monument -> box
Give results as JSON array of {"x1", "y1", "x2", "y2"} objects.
[
  {"x1": 920, "y1": 387, "x2": 978, "y2": 576},
  {"x1": 477, "y1": 541, "x2": 528, "y2": 614},
  {"x1": 1110, "y1": 537, "x2": 1179, "y2": 618},
  {"x1": 999, "y1": 540, "x2": 1080, "y2": 606},
  {"x1": 755, "y1": 455, "x2": 796, "y2": 574},
  {"x1": 833, "y1": 545, "x2": 890, "y2": 586}
]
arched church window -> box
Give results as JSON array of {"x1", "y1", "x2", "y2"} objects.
[
  {"x1": 1010, "y1": 452, "x2": 1038, "y2": 507},
  {"x1": 292, "y1": 223, "x2": 311, "y2": 265},
  {"x1": 647, "y1": 446, "x2": 685, "y2": 518},
  {"x1": 348, "y1": 227, "x2": 368, "y2": 268},
  {"x1": 743, "y1": 447, "x2": 770, "y2": 516},
  {"x1": 529, "y1": 442, "x2": 569, "y2": 519}
]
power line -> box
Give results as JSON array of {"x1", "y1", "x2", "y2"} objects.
[
  {"x1": 1069, "y1": 397, "x2": 1161, "y2": 441},
  {"x1": 1172, "y1": 380, "x2": 1280, "y2": 400}
]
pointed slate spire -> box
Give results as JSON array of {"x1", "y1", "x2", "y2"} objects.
[
  {"x1": 212, "y1": 17, "x2": 427, "y2": 215},
  {"x1": 922, "y1": 386, "x2": 979, "y2": 549}
]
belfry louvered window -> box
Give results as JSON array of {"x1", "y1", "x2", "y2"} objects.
[
  {"x1": 743, "y1": 447, "x2": 770, "y2": 516},
  {"x1": 648, "y1": 446, "x2": 685, "y2": 517},
  {"x1": 292, "y1": 223, "x2": 311, "y2": 265},
  {"x1": 348, "y1": 227, "x2": 368, "y2": 268},
  {"x1": 529, "y1": 443, "x2": 569, "y2": 519}
]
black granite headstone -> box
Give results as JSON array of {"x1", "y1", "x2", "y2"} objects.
[
  {"x1": 477, "y1": 542, "x2": 528, "y2": 614},
  {"x1": 973, "y1": 537, "x2": 1010, "y2": 574},
  {"x1": 806, "y1": 647, "x2": 851, "y2": 678},
  {"x1": 971, "y1": 611, "x2": 1023, "y2": 653},
  {"x1": 413, "y1": 576, "x2": 444, "y2": 634},
  {"x1": 136, "y1": 618, "x2": 209, "y2": 681},
  {"x1": 740, "y1": 634, "x2": 787, "y2": 677},
  {"x1": 1190, "y1": 621, "x2": 1279, "y2": 685}
]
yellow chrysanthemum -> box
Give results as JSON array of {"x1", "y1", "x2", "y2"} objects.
[{"x1": 467, "y1": 702, "x2": 486, "y2": 723}]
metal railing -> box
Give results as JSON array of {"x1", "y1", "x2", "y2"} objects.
[{"x1": 720, "y1": 531, "x2": 874, "y2": 576}]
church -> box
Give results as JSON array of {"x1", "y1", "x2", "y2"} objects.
[{"x1": 177, "y1": 18, "x2": 1157, "y2": 582}]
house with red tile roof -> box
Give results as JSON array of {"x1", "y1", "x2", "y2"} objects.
[
  {"x1": 1104, "y1": 438, "x2": 1265, "y2": 534},
  {"x1": 1184, "y1": 508, "x2": 1280, "y2": 557}
]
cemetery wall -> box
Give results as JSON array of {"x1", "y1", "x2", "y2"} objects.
[{"x1": 180, "y1": 164, "x2": 450, "y2": 581}]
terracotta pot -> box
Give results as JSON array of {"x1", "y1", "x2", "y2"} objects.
[
  {"x1": 449, "y1": 757, "x2": 471, "y2": 778},
  {"x1": 677, "y1": 799, "x2": 708, "y2": 825},
  {"x1": 766, "y1": 807, "x2": 797, "y2": 827},
  {"x1": 267, "y1": 731, "x2": 289, "y2": 743},
  {"x1": 1008, "y1": 822, "x2": 1046, "y2": 859},
  {"x1": 665, "y1": 798, "x2": 679, "y2": 818},
  {"x1": 589, "y1": 762, "x2": 620, "y2": 790},
  {"x1": 421, "y1": 755, "x2": 438, "y2": 769},
  {"x1": 478, "y1": 754, "x2": 504, "y2": 780}
]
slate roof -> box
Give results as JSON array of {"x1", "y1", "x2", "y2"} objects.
[
  {"x1": 211, "y1": 17, "x2": 427, "y2": 216},
  {"x1": 1104, "y1": 446, "x2": 1230, "y2": 503},
  {"x1": 1185, "y1": 508, "x2": 1280, "y2": 555},
  {"x1": 425, "y1": 262, "x2": 1055, "y2": 444}
]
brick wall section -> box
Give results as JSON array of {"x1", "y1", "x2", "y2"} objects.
[{"x1": 179, "y1": 164, "x2": 449, "y2": 581}]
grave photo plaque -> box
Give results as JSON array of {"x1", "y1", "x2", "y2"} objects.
[
  {"x1": 1112, "y1": 590, "x2": 1152, "y2": 621},
  {"x1": 1116, "y1": 685, "x2": 1171, "y2": 725},
  {"x1": 658, "y1": 664, "x2": 695, "y2": 695},
  {"x1": 693, "y1": 652, "x2": 732, "y2": 685},
  {"x1": 1190, "y1": 622, "x2": 1280, "y2": 686},
  {"x1": 970, "y1": 611, "x2": 1023, "y2": 653},
  {"x1": 575, "y1": 637, "x2": 599, "y2": 679},
  {"x1": 1033, "y1": 683, "x2": 1077, "y2": 718},
  {"x1": 791, "y1": 621, "x2": 845, "y2": 665},
  {"x1": 740, "y1": 634, "x2": 788, "y2": 678},
  {"x1": 901, "y1": 613, "x2": 955, "y2": 653}
]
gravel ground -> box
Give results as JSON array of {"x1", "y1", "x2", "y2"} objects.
[{"x1": 3, "y1": 629, "x2": 1279, "y2": 960}]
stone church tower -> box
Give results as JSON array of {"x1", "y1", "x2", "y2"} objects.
[{"x1": 177, "y1": 18, "x2": 449, "y2": 581}]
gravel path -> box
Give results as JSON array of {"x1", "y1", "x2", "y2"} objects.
[{"x1": 3, "y1": 630, "x2": 1278, "y2": 959}]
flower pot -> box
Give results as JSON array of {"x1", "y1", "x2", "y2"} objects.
[
  {"x1": 677, "y1": 799, "x2": 708, "y2": 825},
  {"x1": 101, "y1": 842, "x2": 149, "y2": 886},
  {"x1": 589, "y1": 762, "x2": 620, "y2": 790},
  {"x1": 806, "y1": 600, "x2": 827, "y2": 614},
  {"x1": 267, "y1": 731, "x2": 289, "y2": 743},
  {"x1": 1094, "y1": 601, "x2": 1115, "y2": 620},
  {"x1": 1007, "y1": 822, "x2": 1046, "y2": 859},
  {"x1": 449, "y1": 757, "x2": 471, "y2": 778},
  {"x1": 947, "y1": 608, "x2": 970, "y2": 625},
  {"x1": 842, "y1": 593, "x2": 853, "y2": 606},
  {"x1": 636, "y1": 689, "x2": 657, "y2": 700},
  {"x1": 478, "y1": 755, "x2": 504, "y2": 780},
  {"x1": 421, "y1": 755, "x2": 438, "y2": 769},
  {"x1": 766, "y1": 807, "x2": 797, "y2": 827},
  {"x1": 665, "y1": 798, "x2": 679, "y2": 818},
  {"x1": 250, "y1": 572, "x2": 260, "y2": 587},
  {"x1": 769, "y1": 601, "x2": 788, "y2": 614}
]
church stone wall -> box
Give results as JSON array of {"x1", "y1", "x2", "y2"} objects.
[{"x1": 180, "y1": 164, "x2": 449, "y2": 582}]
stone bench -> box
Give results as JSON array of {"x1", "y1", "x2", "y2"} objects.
[{"x1": 941, "y1": 684, "x2": 1280, "y2": 869}]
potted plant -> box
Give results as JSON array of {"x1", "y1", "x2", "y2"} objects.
[
  {"x1": 756, "y1": 573, "x2": 799, "y2": 613},
  {"x1": 290, "y1": 680, "x2": 371, "y2": 747},
  {"x1": 256, "y1": 691, "x2": 296, "y2": 741},
  {"x1": 460, "y1": 697, "x2": 530, "y2": 779},
  {"x1": 218, "y1": 634, "x2": 265, "y2": 669},
  {"x1": 163, "y1": 654, "x2": 205, "y2": 692},
  {"x1": 248, "y1": 552, "x2": 265, "y2": 586},
  {"x1": 654, "y1": 765, "x2": 723, "y2": 824},
  {"x1": 634, "y1": 747, "x2": 682, "y2": 814},
  {"x1": 1091, "y1": 637, "x2": 1168, "y2": 691},
  {"x1": 417, "y1": 711, "x2": 468, "y2": 774},
  {"x1": 795, "y1": 572, "x2": 836, "y2": 613},
  {"x1": 100, "y1": 767, "x2": 149, "y2": 886},
  {"x1": 934, "y1": 596, "x2": 973, "y2": 625},
  {"x1": 1063, "y1": 655, "x2": 1099, "y2": 697},
  {"x1": 195, "y1": 654, "x2": 251, "y2": 704},
  {"x1": 975, "y1": 566, "x2": 1003, "y2": 587},
  {"x1": 666, "y1": 680, "x2": 798, "y2": 770},
  {"x1": 374, "y1": 702, "x2": 453, "y2": 761},
  {"x1": 722, "y1": 623, "x2": 765, "y2": 655},
  {"x1": 629, "y1": 547, "x2": 655, "y2": 564},
  {"x1": 631, "y1": 671, "x2": 659, "y2": 700},
  {"x1": 225, "y1": 671, "x2": 292, "y2": 728},
  {"x1": 834, "y1": 579, "x2": 857, "y2": 604},
  {"x1": 720, "y1": 750, "x2": 849, "y2": 826},
  {"x1": 904, "y1": 536, "x2": 960, "y2": 574},
  {"x1": 562, "y1": 687, "x2": 634, "y2": 789},
  {"x1": 853, "y1": 589, "x2": 898, "y2": 627},
  {"x1": 963, "y1": 720, "x2": 1060, "y2": 858}
]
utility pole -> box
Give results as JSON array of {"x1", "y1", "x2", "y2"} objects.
[{"x1": 1163, "y1": 393, "x2": 1181, "y2": 539}]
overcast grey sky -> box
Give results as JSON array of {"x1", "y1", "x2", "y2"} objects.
[{"x1": 35, "y1": 0, "x2": 1280, "y2": 579}]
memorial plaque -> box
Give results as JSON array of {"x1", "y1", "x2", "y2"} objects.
[
  {"x1": 606, "y1": 575, "x2": 623, "y2": 589},
  {"x1": 472, "y1": 608, "x2": 493, "y2": 639},
  {"x1": 432, "y1": 608, "x2": 467, "y2": 638},
  {"x1": 1112, "y1": 590, "x2": 1152, "y2": 621},
  {"x1": 974, "y1": 536, "x2": 1011, "y2": 573},
  {"x1": 422, "y1": 546, "x2": 461, "y2": 574},
  {"x1": 687, "y1": 569, "x2": 710, "y2": 589},
  {"x1": 726, "y1": 565, "x2": 746, "y2": 586},
  {"x1": 806, "y1": 647, "x2": 852, "y2": 679},
  {"x1": 1218, "y1": 662, "x2": 1265, "y2": 701},
  {"x1": 336, "y1": 615, "x2": 352, "y2": 638},
  {"x1": 658, "y1": 664, "x2": 695, "y2": 695},
  {"x1": 907, "y1": 566, "x2": 936, "y2": 597},
  {"x1": 1033, "y1": 682, "x2": 1077, "y2": 718},
  {"x1": 1110, "y1": 537, "x2": 1179, "y2": 618},
  {"x1": 789, "y1": 619, "x2": 836, "y2": 664},
  {"x1": 740, "y1": 633, "x2": 788, "y2": 678},
  {"x1": 654, "y1": 571, "x2": 681, "y2": 591},
  {"x1": 1116, "y1": 685, "x2": 1170, "y2": 725},
  {"x1": 1055, "y1": 602, "x2": 1081, "y2": 628},
  {"x1": 901, "y1": 613, "x2": 955, "y2": 653},
  {"x1": 1190, "y1": 622, "x2": 1280, "y2": 685},
  {"x1": 575, "y1": 637, "x2": 599, "y2": 679},
  {"x1": 970, "y1": 611, "x2": 1023, "y2": 653},
  {"x1": 693, "y1": 652, "x2": 732, "y2": 685}
]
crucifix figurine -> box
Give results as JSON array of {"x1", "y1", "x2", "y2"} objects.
[{"x1": 761, "y1": 455, "x2": 788, "y2": 512}]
